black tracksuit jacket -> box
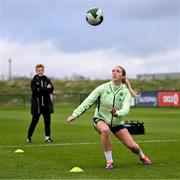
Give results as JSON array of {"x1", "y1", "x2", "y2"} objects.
[{"x1": 31, "y1": 75, "x2": 54, "y2": 115}]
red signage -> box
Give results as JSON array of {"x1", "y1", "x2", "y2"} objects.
[{"x1": 158, "y1": 92, "x2": 180, "y2": 106}]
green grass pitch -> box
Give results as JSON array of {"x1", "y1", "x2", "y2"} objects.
[{"x1": 0, "y1": 105, "x2": 180, "y2": 179}]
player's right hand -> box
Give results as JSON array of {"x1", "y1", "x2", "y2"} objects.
[{"x1": 67, "y1": 115, "x2": 75, "y2": 122}]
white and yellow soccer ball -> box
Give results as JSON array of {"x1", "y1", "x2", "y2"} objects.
[{"x1": 86, "y1": 7, "x2": 103, "y2": 26}]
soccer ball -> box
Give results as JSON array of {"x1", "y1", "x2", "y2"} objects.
[{"x1": 86, "y1": 7, "x2": 103, "y2": 26}]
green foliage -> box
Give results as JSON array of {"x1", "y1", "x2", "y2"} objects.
[
  {"x1": 0, "y1": 79, "x2": 30, "y2": 94},
  {"x1": 131, "y1": 79, "x2": 180, "y2": 91},
  {"x1": 0, "y1": 106, "x2": 180, "y2": 179},
  {"x1": 0, "y1": 78, "x2": 180, "y2": 95}
]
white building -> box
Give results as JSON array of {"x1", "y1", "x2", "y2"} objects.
[{"x1": 137, "y1": 72, "x2": 180, "y2": 80}]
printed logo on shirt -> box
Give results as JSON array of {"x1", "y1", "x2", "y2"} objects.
[{"x1": 106, "y1": 91, "x2": 111, "y2": 94}]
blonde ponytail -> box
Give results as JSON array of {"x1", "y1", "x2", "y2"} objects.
[{"x1": 123, "y1": 77, "x2": 138, "y2": 98}]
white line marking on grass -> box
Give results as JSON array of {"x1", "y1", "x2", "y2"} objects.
[
  {"x1": 0, "y1": 139, "x2": 180, "y2": 149},
  {"x1": 137, "y1": 139, "x2": 180, "y2": 143},
  {"x1": 0, "y1": 142, "x2": 98, "y2": 149}
]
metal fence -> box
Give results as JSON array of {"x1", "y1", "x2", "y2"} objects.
[
  {"x1": 1, "y1": 91, "x2": 180, "y2": 109},
  {"x1": 0, "y1": 93, "x2": 89, "y2": 109}
]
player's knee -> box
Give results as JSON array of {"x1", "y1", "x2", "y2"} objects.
[{"x1": 101, "y1": 128, "x2": 110, "y2": 137}]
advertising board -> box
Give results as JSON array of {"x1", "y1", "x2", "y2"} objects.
[
  {"x1": 158, "y1": 92, "x2": 180, "y2": 106},
  {"x1": 135, "y1": 92, "x2": 157, "y2": 106}
]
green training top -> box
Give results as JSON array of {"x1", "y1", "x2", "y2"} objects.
[{"x1": 72, "y1": 81, "x2": 132, "y2": 127}]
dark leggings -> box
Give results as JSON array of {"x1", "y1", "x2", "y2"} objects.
[{"x1": 27, "y1": 113, "x2": 51, "y2": 138}]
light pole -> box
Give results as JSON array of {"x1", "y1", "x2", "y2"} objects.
[{"x1": 8, "y1": 58, "x2": 12, "y2": 80}]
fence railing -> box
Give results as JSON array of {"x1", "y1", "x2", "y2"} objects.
[
  {"x1": 0, "y1": 91, "x2": 180, "y2": 109},
  {"x1": 0, "y1": 93, "x2": 89, "y2": 109}
]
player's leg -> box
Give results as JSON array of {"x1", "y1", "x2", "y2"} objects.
[
  {"x1": 43, "y1": 113, "x2": 53, "y2": 143},
  {"x1": 27, "y1": 113, "x2": 41, "y2": 142},
  {"x1": 94, "y1": 119, "x2": 113, "y2": 169},
  {"x1": 114, "y1": 128, "x2": 151, "y2": 165}
]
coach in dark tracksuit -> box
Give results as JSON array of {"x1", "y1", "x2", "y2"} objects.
[{"x1": 27, "y1": 64, "x2": 54, "y2": 143}]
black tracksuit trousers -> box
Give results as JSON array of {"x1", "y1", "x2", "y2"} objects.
[{"x1": 27, "y1": 113, "x2": 51, "y2": 138}]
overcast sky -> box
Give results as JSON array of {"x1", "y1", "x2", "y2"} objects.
[{"x1": 0, "y1": 0, "x2": 180, "y2": 79}]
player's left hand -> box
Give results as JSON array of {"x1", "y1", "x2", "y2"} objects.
[{"x1": 47, "y1": 84, "x2": 51, "y2": 88}]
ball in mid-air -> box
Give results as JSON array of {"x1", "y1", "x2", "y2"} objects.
[{"x1": 86, "y1": 7, "x2": 103, "y2": 26}]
